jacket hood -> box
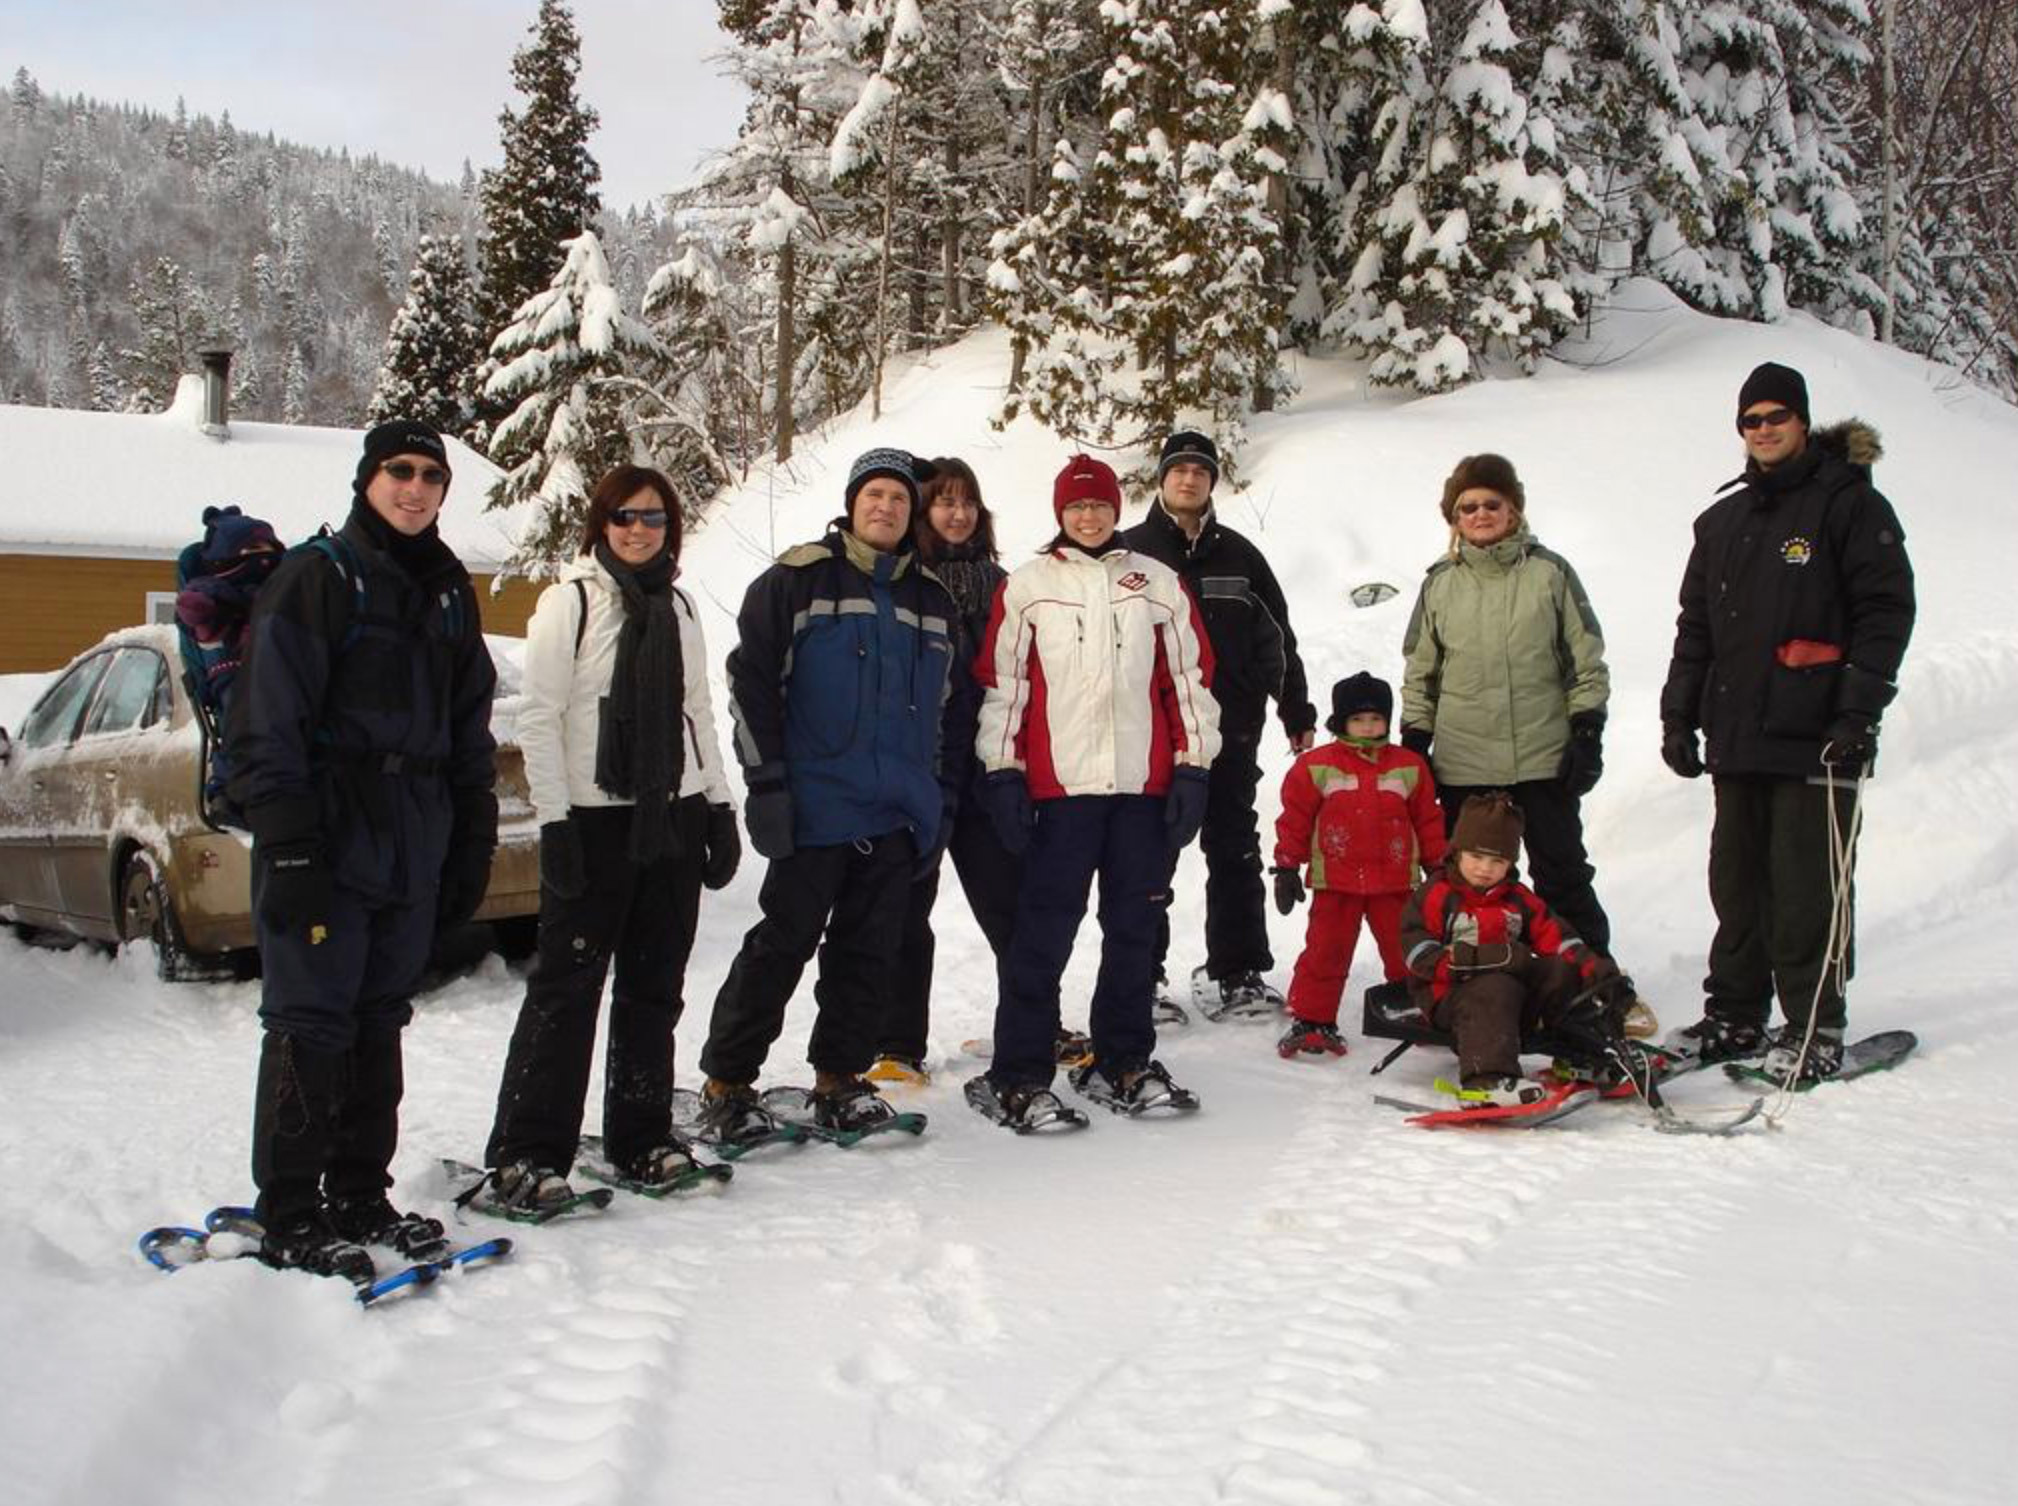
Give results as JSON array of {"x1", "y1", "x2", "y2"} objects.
[{"x1": 1813, "y1": 418, "x2": 1883, "y2": 471}]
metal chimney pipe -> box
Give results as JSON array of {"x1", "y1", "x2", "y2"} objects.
[{"x1": 196, "y1": 343, "x2": 234, "y2": 437}]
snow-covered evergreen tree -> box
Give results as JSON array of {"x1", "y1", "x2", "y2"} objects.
[
  {"x1": 485, "y1": 230, "x2": 665, "y2": 568},
  {"x1": 368, "y1": 231, "x2": 482, "y2": 435},
  {"x1": 119, "y1": 256, "x2": 208, "y2": 409},
  {"x1": 1326, "y1": 0, "x2": 1584, "y2": 392},
  {"x1": 476, "y1": 0, "x2": 603, "y2": 343}
]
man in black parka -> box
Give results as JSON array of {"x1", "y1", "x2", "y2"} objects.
[
  {"x1": 1659, "y1": 363, "x2": 1914, "y2": 1082},
  {"x1": 229, "y1": 419, "x2": 499, "y2": 1277},
  {"x1": 1123, "y1": 431, "x2": 1317, "y2": 1019}
]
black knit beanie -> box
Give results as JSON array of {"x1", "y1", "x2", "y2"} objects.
[
  {"x1": 1325, "y1": 672, "x2": 1393, "y2": 736},
  {"x1": 1736, "y1": 362, "x2": 1810, "y2": 427},
  {"x1": 844, "y1": 447, "x2": 922, "y2": 519},
  {"x1": 1158, "y1": 430, "x2": 1220, "y2": 487},
  {"x1": 354, "y1": 419, "x2": 452, "y2": 502}
]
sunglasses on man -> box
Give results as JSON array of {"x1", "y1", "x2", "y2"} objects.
[
  {"x1": 381, "y1": 460, "x2": 450, "y2": 486},
  {"x1": 611, "y1": 508, "x2": 671, "y2": 530},
  {"x1": 1739, "y1": 408, "x2": 1799, "y2": 431}
]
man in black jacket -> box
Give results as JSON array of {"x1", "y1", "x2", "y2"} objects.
[
  {"x1": 1659, "y1": 363, "x2": 1914, "y2": 1081},
  {"x1": 229, "y1": 419, "x2": 499, "y2": 1279},
  {"x1": 1123, "y1": 430, "x2": 1317, "y2": 1020}
]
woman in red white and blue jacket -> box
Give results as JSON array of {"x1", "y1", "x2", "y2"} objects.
[{"x1": 969, "y1": 455, "x2": 1220, "y2": 1124}]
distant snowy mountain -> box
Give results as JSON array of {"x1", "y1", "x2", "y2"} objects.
[{"x1": 4, "y1": 283, "x2": 2015, "y2": 1506}]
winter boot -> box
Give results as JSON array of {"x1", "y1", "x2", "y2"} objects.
[
  {"x1": 488, "y1": 1160, "x2": 580, "y2": 1217},
  {"x1": 1762, "y1": 1024, "x2": 1846, "y2": 1084},
  {"x1": 1069, "y1": 1058, "x2": 1200, "y2": 1115},
  {"x1": 324, "y1": 1026, "x2": 405, "y2": 1206},
  {"x1": 963, "y1": 1075, "x2": 1088, "y2": 1133},
  {"x1": 250, "y1": 1030, "x2": 345, "y2": 1233},
  {"x1": 1152, "y1": 970, "x2": 1190, "y2": 1027},
  {"x1": 810, "y1": 1073, "x2": 899, "y2": 1133},
  {"x1": 1665, "y1": 1014, "x2": 1768, "y2": 1065},
  {"x1": 1196, "y1": 967, "x2": 1281, "y2": 1021},
  {"x1": 257, "y1": 1209, "x2": 376, "y2": 1285},
  {"x1": 619, "y1": 1138, "x2": 705, "y2": 1189},
  {"x1": 1455, "y1": 1074, "x2": 1552, "y2": 1110},
  {"x1": 1053, "y1": 1028, "x2": 1094, "y2": 1068},
  {"x1": 325, "y1": 1193, "x2": 449, "y2": 1261},
  {"x1": 866, "y1": 1054, "x2": 931, "y2": 1088},
  {"x1": 696, "y1": 1079, "x2": 779, "y2": 1147},
  {"x1": 1277, "y1": 1018, "x2": 1348, "y2": 1059}
]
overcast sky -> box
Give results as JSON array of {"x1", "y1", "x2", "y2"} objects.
[{"x1": 2, "y1": 0, "x2": 748, "y2": 209}]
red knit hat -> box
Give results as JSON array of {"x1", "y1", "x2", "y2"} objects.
[{"x1": 1053, "y1": 454, "x2": 1121, "y2": 523}]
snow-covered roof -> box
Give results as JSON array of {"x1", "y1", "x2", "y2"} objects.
[{"x1": 0, "y1": 378, "x2": 534, "y2": 570}]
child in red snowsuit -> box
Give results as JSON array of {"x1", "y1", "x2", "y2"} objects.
[
  {"x1": 1272, "y1": 673, "x2": 1445, "y2": 1058},
  {"x1": 1398, "y1": 792, "x2": 1620, "y2": 1105}
]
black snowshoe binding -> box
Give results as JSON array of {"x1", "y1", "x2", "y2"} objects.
[
  {"x1": 1761, "y1": 1024, "x2": 1846, "y2": 1084},
  {"x1": 257, "y1": 1210, "x2": 376, "y2": 1286},
  {"x1": 620, "y1": 1139, "x2": 708, "y2": 1188},
  {"x1": 1664, "y1": 1014, "x2": 1768, "y2": 1066},
  {"x1": 1068, "y1": 1058, "x2": 1201, "y2": 1117},
  {"x1": 684, "y1": 1082, "x2": 804, "y2": 1157},
  {"x1": 487, "y1": 1161, "x2": 582, "y2": 1217},
  {"x1": 1053, "y1": 1029, "x2": 1094, "y2": 1068},
  {"x1": 963, "y1": 1074, "x2": 1090, "y2": 1134},
  {"x1": 325, "y1": 1195, "x2": 450, "y2": 1262},
  {"x1": 809, "y1": 1078, "x2": 899, "y2": 1134},
  {"x1": 1152, "y1": 971, "x2": 1190, "y2": 1027}
]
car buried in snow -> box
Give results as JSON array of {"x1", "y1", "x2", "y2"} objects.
[{"x1": 0, "y1": 624, "x2": 540, "y2": 978}]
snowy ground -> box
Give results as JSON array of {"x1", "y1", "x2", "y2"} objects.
[{"x1": 5, "y1": 284, "x2": 2017, "y2": 1505}]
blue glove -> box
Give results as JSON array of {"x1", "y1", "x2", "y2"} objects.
[
  {"x1": 981, "y1": 771, "x2": 1034, "y2": 857},
  {"x1": 1164, "y1": 767, "x2": 1210, "y2": 852}
]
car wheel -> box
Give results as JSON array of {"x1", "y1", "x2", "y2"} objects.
[{"x1": 118, "y1": 851, "x2": 203, "y2": 983}]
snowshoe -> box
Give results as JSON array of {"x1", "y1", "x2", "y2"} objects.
[
  {"x1": 759, "y1": 1083, "x2": 928, "y2": 1146},
  {"x1": 1759, "y1": 1024, "x2": 1846, "y2": 1083},
  {"x1": 1053, "y1": 1028, "x2": 1094, "y2": 1068},
  {"x1": 1277, "y1": 1018, "x2": 1348, "y2": 1059},
  {"x1": 1663, "y1": 1014, "x2": 1768, "y2": 1066},
  {"x1": 576, "y1": 1135, "x2": 731, "y2": 1197},
  {"x1": 1152, "y1": 971, "x2": 1191, "y2": 1027},
  {"x1": 452, "y1": 1160, "x2": 614, "y2": 1224},
  {"x1": 963, "y1": 1074, "x2": 1090, "y2": 1134},
  {"x1": 865, "y1": 1054, "x2": 931, "y2": 1087},
  {"x1": 253, "y1": 1209, "x2": 376, "y2": 1286},
  {"x1": 1453, "y1": 1074, "x2": 1553, "y2": 1110},
  {"x1": 1375, "y1": 1078, "x2": 1597, "y2": 1129},
  {"x1": 1727, "y1": 1028, "x2": 1914, "y2": 1091},
  {"x1": 1068, "y1": 1058, "x2": 1201, "y2": 1117},
  {"x1": 325, "y1": 1195, "x2": 450, "y2": 1262},
  {"x1": 1192, "y1": 965, "x2": 1282, "y2": 1022},
  {"x1": 672, "y1": 1085, "x2": 808, "y2": 1159}
]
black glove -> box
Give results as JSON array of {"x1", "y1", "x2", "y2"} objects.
[
  {"x1": 743, "y1": 780, "x2": 795, "y2": 862},
  {"x1": 1661, "y1": 722, "x2": 1704, "y2": 779},
  {"x1": 981, "y1": 770, "x2": 1035, "y2": 857},
  {"x1": 702, "y1": 802, "x2": 741, "y2": 890},
  {"x1": 437, "y1": 842, "x2": 493, "y2": 931},
  {"x1": 1272, "y1": 866, "x2": 1306, "y2": 915},
  {"x1": 1400, "y1": 725, "x2": 1434, "y2": 760},
  {"x1": 539, "y1": 817, "x2": 587, "y2": 900},
  {"x1": 257, "y1": 840, "x2": 333, "y2": 945},
  {"x1": 1164, "y1": 767, "x2": 1210, "y2": 852},
  {"x1": 1559, "y1": 711, "x2": 1605, "y2": 797},
  {"x1": 1820, "y1": 714, "x2": 1876, "y2": 769}
]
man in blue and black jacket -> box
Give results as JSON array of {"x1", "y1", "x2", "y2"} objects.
[
  {"x1": 698, "y1": 448, "x2": 975, "y2": 1139},
  {"x1": 228, "y1": 419, "x2": 498, "y2": 1280}
]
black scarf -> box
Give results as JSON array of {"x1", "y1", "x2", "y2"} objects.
[
  {"x1": 591, "y1": 542, "x2": 686, "y2": 864},
  {"x1": 919, "y1": 539, "x2": 1004, "y2": 633}
]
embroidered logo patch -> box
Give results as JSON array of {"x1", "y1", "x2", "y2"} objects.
[
  {"x1": 1780, "y1": 537, "x2": 1814, "y2": 566},
  {"x1": 1117, "y1": 571, "x2": 1149, "y2": 592}
]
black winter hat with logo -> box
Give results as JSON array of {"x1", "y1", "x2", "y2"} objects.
[
  {"x1": 1158, "y1": 430, "x2": 1220, "y2": 487},
  {"x1": 354, "y1": 419, "x2": 453, "y2": 502}
]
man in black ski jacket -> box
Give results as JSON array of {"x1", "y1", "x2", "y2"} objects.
[
  {"x1": 1659, "y1": 363, "x2": 1915, "y2": 1082},
  {"x1": 1123, "y1": 430, "x2": 1317, "y2": 1018},
  {"x1": 228, "y1": 419, "x2": 499, "y2": 1279}
]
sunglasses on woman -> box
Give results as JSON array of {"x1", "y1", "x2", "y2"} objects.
[
  {"x1": 611, "y1": 508, "x2": 670, "y2": 530},
  {"x1": 381, "y1": 460, "x2": 450, "y2": 486},
  {"x1": 1455, "y1": 498, "x2": 1507, "y2": 516},
  {"x1": 1738, "y1": 408, "x2": 1798, "y2": 431}
]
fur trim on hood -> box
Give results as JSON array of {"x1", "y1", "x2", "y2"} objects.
[{"x1": 1813, "y1": 418, "x2": 1883, "y2": 470}]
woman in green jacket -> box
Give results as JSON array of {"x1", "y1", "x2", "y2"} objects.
[{"x1": 1399, "y1": 454, "x2": 1617, "y2": 960}]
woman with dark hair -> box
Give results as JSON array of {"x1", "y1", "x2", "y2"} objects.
[
  {"x1": 868, "y1": 457, "x2": 1029, "y2": 1085},
  {"x1": 473, "y1": 465, "x2": 742, "y2": 1214}
]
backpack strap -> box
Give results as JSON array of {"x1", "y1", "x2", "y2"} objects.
[
  {"x1": 304, "y1": 532, "x2": 366, "y2": 651},
  {"x1": 573, "y1": 579, "x2": 589, "y2": 658}
]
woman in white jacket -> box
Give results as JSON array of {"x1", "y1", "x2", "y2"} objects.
[
  {"x1": 966, "y1": 455, "x2": 1221, "y2": 1131},
  {"x1": 477, "y1": 466, "x2": 739, "y2": 1212}
]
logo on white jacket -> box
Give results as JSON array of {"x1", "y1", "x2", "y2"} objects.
[{"x1": 1117, "y1": 571, "x2": 1149, "y2": 592}]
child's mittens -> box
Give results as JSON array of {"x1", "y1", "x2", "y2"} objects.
[
  {"x1": 1272, "y1": 866, "x2": 1306, "y2": 915},
  {"x1": 1450, "y1": 940, "x2": 1532, "y2": 973},
  {"x1": 1408, "y1": 943, "x2": 1446, "y2": 981}
]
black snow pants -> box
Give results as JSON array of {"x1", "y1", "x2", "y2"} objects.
[{"x1": 1153, "y1": 715, "x2": 1271, "y2": 981}]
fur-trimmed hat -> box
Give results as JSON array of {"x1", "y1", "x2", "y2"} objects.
[
  {"x1": 1737, "y1": 361, "x2": 1810, "y2": 428},
  {"x1": 1158, "y1": 430, "x2": 1220, "y2": 487},
  {"x1": 1053, "y1": 453, "x2": 1122, "y2": 522},
  {"x1": 354, "y1": 419, "x2": 452, "y2": 502},
  {"x1": 1325, "y1": 672, "x2": 1393, "y2": 736},
  {"x1": 844, "y1": 447, "x2": 922, "y2": 516},
  {"x1": 1439, "y1": 453, "x2": 1525, "y2": 524},
  {"x1": 1449, "y1": 792, "x2": 1524, "y2": 861}
]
